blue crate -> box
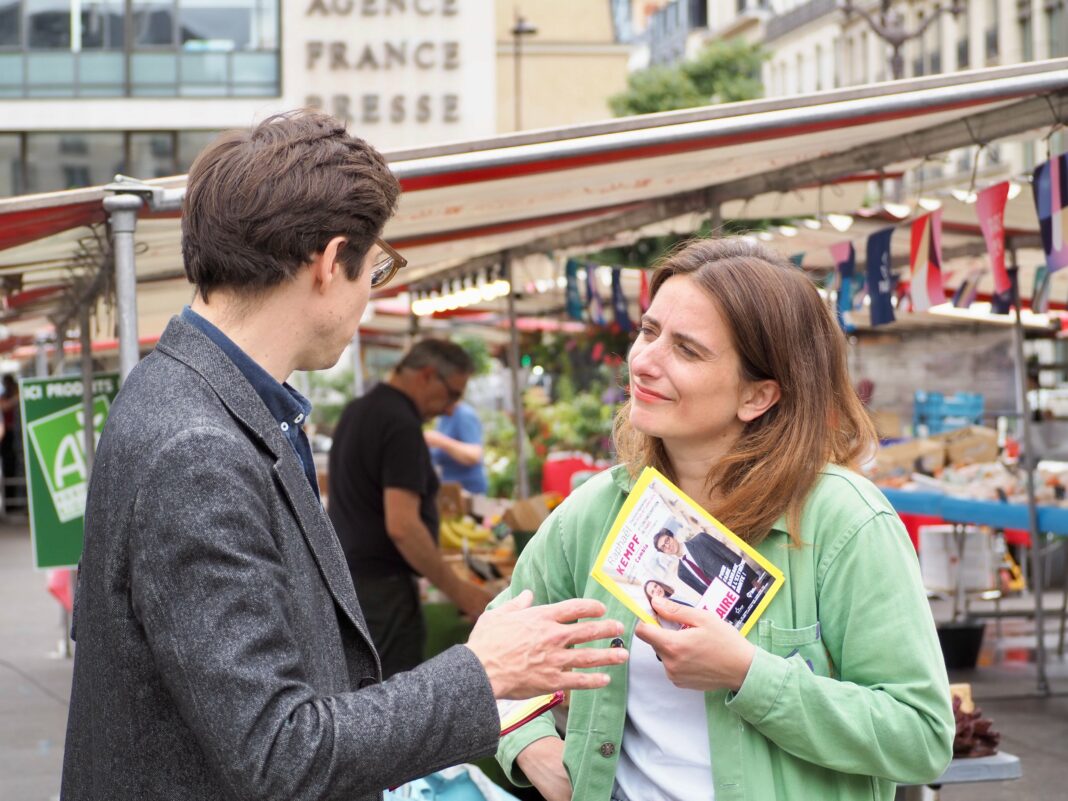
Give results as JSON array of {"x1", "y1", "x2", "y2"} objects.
[{"x1": 913, "y1": 391, "x2": 984, "y2": 435}]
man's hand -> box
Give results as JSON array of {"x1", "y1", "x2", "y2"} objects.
[
  {"x1": 634, "y1": 596, "x2": 755, "y2": 692},
  {"x1": 516, "y1": 737, "x2": 572, "y2": 801},
  {"x1": 452, "y1": 579, "x2": 495, "y2": 620},
  {"x1": 466, "y1": 590, "x2": 628, "y2": 699}
]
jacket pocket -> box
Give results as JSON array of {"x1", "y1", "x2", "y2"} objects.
[{"x1": 758, "y1": 620, "x2": 836, "y2": 678}]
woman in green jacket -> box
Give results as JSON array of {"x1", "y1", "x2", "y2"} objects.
[{"x1": 494, "y1": 238, "x2": 954, "y2": 801}]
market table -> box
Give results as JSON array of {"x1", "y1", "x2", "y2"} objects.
[
  {"x1": 881, "y1": 488, "x2": 1068, "y2": 667},
  {"x1": 894, "y1": 752, "x2": 1022, "y2": 800},
  {"x1": 880, "y1": 489, "x2": 1068, "y2": 535}
]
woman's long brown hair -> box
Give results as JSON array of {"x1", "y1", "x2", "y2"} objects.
[{"x1": 614, "y1": 238, "x2": 877, "y2": 546}]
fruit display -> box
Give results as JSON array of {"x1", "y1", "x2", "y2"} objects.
[{"x1": 439, "y1": 515, "x2": 493, "y2": 550}]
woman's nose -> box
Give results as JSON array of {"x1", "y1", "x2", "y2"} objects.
[{"x1": 629, "y1": 338, "x2": 661, "y2": 377}]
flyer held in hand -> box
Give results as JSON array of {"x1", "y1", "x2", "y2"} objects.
[
  {"x1": 496, "y1": 691, "x2": 565, "y2": 736},
  {"x1": 591, "y1": 467, "x2": 784, "y2": 636}
]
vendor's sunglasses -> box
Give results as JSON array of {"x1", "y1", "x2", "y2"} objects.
[{"x1": 369, "y1": 237, "x2": 407, "y2": 289}]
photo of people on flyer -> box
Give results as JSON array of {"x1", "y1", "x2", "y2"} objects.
[{"x1": 592, "y1": 467, "x2": 783, "y2": 635}]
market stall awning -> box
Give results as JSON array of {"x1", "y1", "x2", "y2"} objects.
[{"x1": 1, "y1": 58, "x2": 1067, "y2": 346}]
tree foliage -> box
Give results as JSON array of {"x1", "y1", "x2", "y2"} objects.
[{"x1": 609, "y1": 38, "x2": 768, "y2": 117}]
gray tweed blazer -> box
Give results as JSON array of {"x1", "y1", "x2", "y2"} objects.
[{"x1": 61, "y1": 316, "x2": 499, "y2": 801}]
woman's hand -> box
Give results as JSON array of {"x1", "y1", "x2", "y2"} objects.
[
  {"x1": 634, "y1": 596, "x2": 756, "y2": 693},
  {"x1": 516, "y1": 736, "x2": 572, "y2": 801}
]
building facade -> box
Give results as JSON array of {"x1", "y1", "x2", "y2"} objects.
[
  {"x1": 494, "y1": 0, "x2": 631, "y2": 133},
  {"x1": 0, "y1": 1, "x2": 629, "y2": 198},
  {"x1": 638, "y1": 0, "x2": 1068, "y2": 196}
]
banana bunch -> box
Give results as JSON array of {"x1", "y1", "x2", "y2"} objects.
[{"x1": 439, "y1": 515, "x2": 492, "y2": 550}]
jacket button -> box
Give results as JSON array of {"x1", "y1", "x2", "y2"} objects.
[
  {"x1": 358, "y1": 676, "x2": 378, "y2": 688},
  {"x1": 610, "y1": 637, "x2": 624, "y2": 648},
  {"x1": 599, "y1": 742, "x2": 615, "y2": 758}
]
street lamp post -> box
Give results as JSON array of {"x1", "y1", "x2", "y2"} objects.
[
  {"x1": 511, "y1": 12, "x2": 538, "y2": 131},
  {"x1": 841, "y1": 0, "x2": 965, "y2": 81}
]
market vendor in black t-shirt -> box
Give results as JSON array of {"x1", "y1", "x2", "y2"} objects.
[{"x1": 328, "y1": 338, "x2": 494, "y2": 677}]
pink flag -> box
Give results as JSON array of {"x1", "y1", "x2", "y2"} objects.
[
  {"x1": 47, "y1": 568, "x2": 74, "y2": 613},
  {"x1": 977, "y1": 181, "x2": 1011, "y2": 294},
  {"x1": 909, "y1": 210, "x2": 946, "y2": 312}
]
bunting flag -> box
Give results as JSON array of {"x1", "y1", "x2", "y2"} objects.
[
  {"x1": 848, "y1": 274, "x2": 868, "y2": 310},
  {"x1": 610, "y1": 268, "x2": 632, "y2": 332},
  {"x1": 830, "y1": 241, "x2": 856, "y2": 330},
  {"x1": 908, "y1": 210, "x2": 946, "y2": 312},
  {"x1": 789, "y1": 252, "x2": 805, "y2": 268},
  {"x1": 585, "y1": 262, "x2": 606, "y2": 326},
  {"x1": 990, "y1": 288, "x2": 1013, "y2": 314},
  {"x1": 976, "y1": 181, "x2": 1011, "y2": 294},
  {"x1": 1032, "y1": 265, "x2": 1052, "y2": 313},
  {"x1": 564, "y1": 259, "x2": 584, "y2": 320},
  {"x1": 865, "y1": 227, "x2": 896, "y2": 326},
  {"x1": 952, "y1": 268, "x2": 983, "y2": 309},
  {"x1": 1032, "y1": 153, "x2": 1068, "y2": 272},
  {"x1": 638, "y1": 269, "x2": 651, "y2": 313}
]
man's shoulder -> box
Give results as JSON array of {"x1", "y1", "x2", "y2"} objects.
[
  {"x1": 343, "y1": 384, "x2": 418, "y2": 432},
  {"x1": 104, "y1": 348, "x2": 248, "y2": 460}
]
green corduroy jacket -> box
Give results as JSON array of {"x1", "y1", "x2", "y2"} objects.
[{"x1": 494, "y1": 464, "x2": 954, "y2": 801}]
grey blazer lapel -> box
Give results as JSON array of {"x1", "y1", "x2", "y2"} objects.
[
  {"x1": 270, "y1": 454, "x2": 379, "y2": 661},
  {"x1": 155, "y1": 317, "x2": 378, "y2": 660}
]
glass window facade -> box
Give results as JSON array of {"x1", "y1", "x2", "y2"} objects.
[
  {"x1": 25, "y1": 131, "x2": 123, "y2": 193},
  {"x1": 176, "y1": 130, "x2": 217, "y2": 173},
  {"x1": 0, "y1": 0, "x2": 279, "y2": 97},
  {"x1": 26, "y1": 0, "x2": 71, "y2": 49},
  {"x1": 985, "y1": 0, "x2": 999, "y2": 57},
  {"x1": 1049, "y1": 4, "x2": 1067, "y2": 58},
  {"x1": 128, "y1": 131, "x2": 176, "y2": 179},
  {"x1": 0, "y1": 128, "x2": 219, "y2": 197},
  {"x1": 0, "y1": 1, "x2": 18, "y2": 46},
  {"x1": 0, "y1": 133, "x2": 21, "y2": 196}
]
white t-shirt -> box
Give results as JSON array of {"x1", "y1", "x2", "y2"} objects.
[{"x1": 613, "y1": 634, "x2": 715, "y2": 801}]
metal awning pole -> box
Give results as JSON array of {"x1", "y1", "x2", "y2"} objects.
[
  {"x1": 350, "y1": 330, "x2": 365, "y2": 397},
  {"x1": 80, "y1": 305, "x2": 95, "y2": 474},
  {"x1": 1008, "y1": 250, "x2": 1049, "y2": 696},
  {"x1": 34, "y1": 335, "x2": 49, "y2": 377},
  {"x1": 504, "y1": 252, "x2": 529, "y2": 500},
  {"x1": 103, "y1": 193, "x2": 143, "y2": 383}
]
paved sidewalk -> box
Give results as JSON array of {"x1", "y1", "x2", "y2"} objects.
[
  {"x1": 0, "y1": 514, "x2": 1065, "y2": 801},
  {"x1": 0, "y1": 518, "x2": 70, "y2": 801}
]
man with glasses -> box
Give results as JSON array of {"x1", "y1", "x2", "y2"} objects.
[
  {"x1": 63, "y1": 111, "x2": 628, "y2": 801},
  {"x1": 329, "y1": 338, "x2": 493, "y2": 678}
]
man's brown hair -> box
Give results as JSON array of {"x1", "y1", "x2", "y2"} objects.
[
  {"x1": 614, "y1": 237, "x2": 877, "y2": 546},
  {"x1": 182, "y1": 111, "x2": 400, "y2": 300}
]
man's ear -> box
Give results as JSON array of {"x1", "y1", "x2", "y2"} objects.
[
  {"x1": 738, "y1": 379, "x2": 781, "y2": 423},
  {"x1": 309, "y1": 236, "x2": 348, "y2": 294}
]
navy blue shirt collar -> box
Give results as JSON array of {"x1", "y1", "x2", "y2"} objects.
[
  {"x1": 181, "y1": 307, "x2": 319, "y2": 498},
  {"x1": 181, "y1": 306, "x2": 311, "y2": 427}
]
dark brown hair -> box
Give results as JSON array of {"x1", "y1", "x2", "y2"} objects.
[
  {"x1": 614, "y1": 237, "x2": 877, "y2": 546},
  {"x1": 182, "y1": 110, "x2": 400, "y2": 300}
]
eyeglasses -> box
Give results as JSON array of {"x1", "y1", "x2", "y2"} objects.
[
  {"x1": 434, "y1": 369, "x2": 465, "y2": 404},
  {"x1": 369, "y1": 237, "x2": 407, "y2": 289}
]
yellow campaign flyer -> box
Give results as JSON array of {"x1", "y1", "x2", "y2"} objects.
[
  {"x1": 591, "y1": 466, "x2": 784, "y2": 636},
  {"x1": 496, "y1": 691, "x2": 564, "y2": 736}
]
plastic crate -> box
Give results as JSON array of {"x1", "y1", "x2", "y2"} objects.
[{"x1": 913, "y1": 391, "x2": 984, "y2": 435}]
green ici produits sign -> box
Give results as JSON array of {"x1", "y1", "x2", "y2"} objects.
[{"x1": 20, "y1": 373, "x2": 119, "y2": 569}]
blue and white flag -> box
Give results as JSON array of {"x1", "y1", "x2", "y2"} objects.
[
  {"x1": 830, "y1": 241, "x2": 856, "y2": 330},
  {"x1": 610, "y1": 268, "x2": 632, "y2": 332},
  {"x1": 865, "y1": 227, "x2": 896, "y2": 326},
  {"x1": 565, "y1": 259, "x2": 584, "y2": 321}
]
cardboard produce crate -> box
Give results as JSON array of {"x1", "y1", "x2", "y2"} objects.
[{"x1": 931, "y1": 426, "x2": 1000, "y2": 466}]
